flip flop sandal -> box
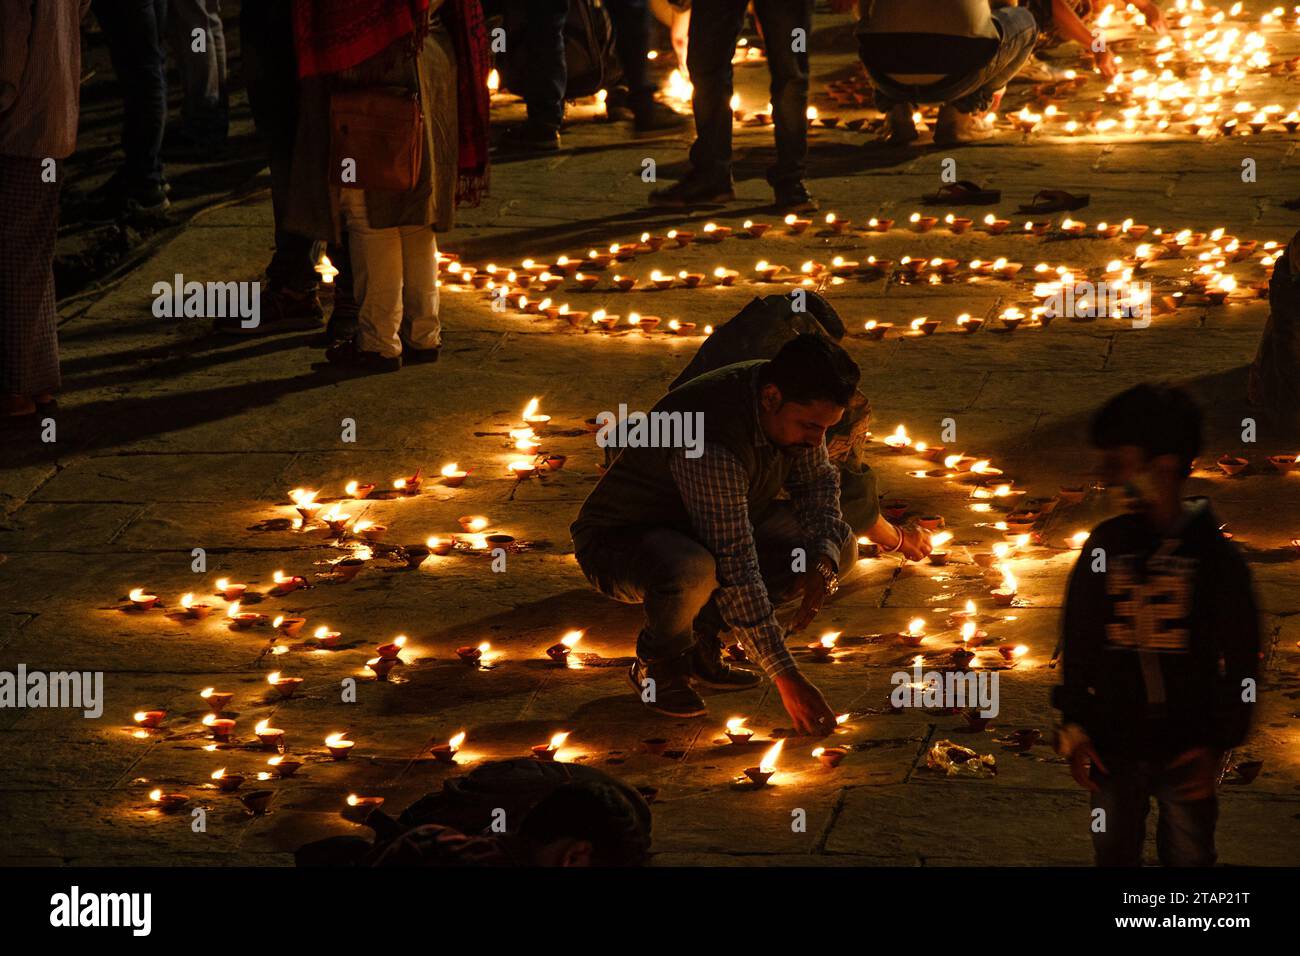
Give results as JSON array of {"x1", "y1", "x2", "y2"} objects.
[
  {"x1": 921, "y1": 181, "x2": 1002, "y2": 205},
  {"x1": 1018, "y1": 189, "x2": 1090, "y2": 214}
]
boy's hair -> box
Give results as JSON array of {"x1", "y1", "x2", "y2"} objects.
[
  {"x1": 1089, "y1": 384, "x2": 1203, "y2": 475},
  {"x1": 758, "y1": 333, "x2": 861, "y2": 407},
  {"x1": 518, "y1": 782, "x2": 649, "y2": 866}
]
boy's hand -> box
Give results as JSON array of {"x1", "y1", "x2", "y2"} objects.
[
  {"x1": 1070, "y1": 741, "x2": 1109, "y2": 791},
  {"x1": 774, "y1": 671, "x2": 837, "y2": 735},
  {"x1": 897, "y1": 526, "x2": 932, "y2": 561},
  {"x1": 1166, "y1": 747, "x2": 1223, "y2": 799},
  {"x1": 1094, "y1": 50, "x2": 1118, "y2": 78}
]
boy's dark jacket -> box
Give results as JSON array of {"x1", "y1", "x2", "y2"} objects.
[{"x1": 1053, "y1": 498, "x2": 1260, "y2": 760}]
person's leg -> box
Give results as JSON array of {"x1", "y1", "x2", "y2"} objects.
[
  {"x1": 165, "y1": 0, "x2": 225, "y2": 144},
  {"x1": 1089, "y1": 759, "x2": 1151, "y2": 867},
  {"x1": 525, "y1": 0, "x2": 570, "y2": 131},
  {"x1": 92, "y1": 0, "x2": 169, "y2": 194},
  {"x1": 684, "y1": 0, "x2": 750, "y2": 182},
  {"x1": 1152, "y1": 753, "x2": 1220, "y2": 867},
  {"x1": 0, "y1": 157, "x2": 61, "y2": 412},
  {"x1": 339, "y1": 192, "x2": 404, "y2": 362},
  {"x1": 398, "y1": 227, "x2": 441, "y2": 356},
  {"x1": 750, "y1": 0, "x2": 812, "y2": 192},
  {"x1": 948, "y1": 6, "x2": 1040, "y2": 115},
  {"x1": 608, "y1": 0, "x2": 690, "y2": 131}
]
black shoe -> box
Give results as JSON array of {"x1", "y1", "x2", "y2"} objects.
[
  {"x1": 325, "y1": 337, "x2": 402, "y2": 373},
  {"x1": 215, "y1": 287, "x2": 323, "y2": 335},
  {"x1": 628, "y1": 654, "x2": 707, "y2": 718},
  {"x1": 84, "y1": 181, "x2": 170, "y2": 225},
  {"x1": 498, "y1": 121, "x2": 561, "y2": 153},
  {"x1": 402, "y1": 344, "x2": 440, "y2": 364},
  {"x1": 649, "y1": 173, "x2": 736, "y2": 208},
  {"x1": 689, "y1": 631, "x2": 761, "y2": 690},
  {"x1": 319, "y1": 298, "x2": 359, "y2": 345},
  {"x1": 604, "y1": 87, "x2": 635, "y2": 122},
  {"x1": 633, "y1": 100, "x2": 690, "y2": 136},
  {"x1": 772, "y1": 180, "x2": 819, "y2": 214}
]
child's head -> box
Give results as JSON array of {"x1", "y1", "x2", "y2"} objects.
[
  {"x1": 1089, "y1": 384, "x2": 1203, "y2": 498},
  {"x1": 518, "y1": 781, "x2": 649, "y2": 866}
]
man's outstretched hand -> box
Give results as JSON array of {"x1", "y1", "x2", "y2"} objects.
[{"x1": 774, "y1": 670, "x2": 837, "y2": 735}]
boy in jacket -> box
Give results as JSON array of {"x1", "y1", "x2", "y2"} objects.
[{"x1": 1053, "y1": 384, "x2": 1260, "y2": 866}]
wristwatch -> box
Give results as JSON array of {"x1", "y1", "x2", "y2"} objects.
[{"x1": 815, "y1": 558, "x2": 839, "y2": 596}]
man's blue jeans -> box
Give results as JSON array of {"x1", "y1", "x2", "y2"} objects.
[
  {"x1": 92, "y1": 0, "x2": 169, "y2": 189},
  {"x1": 686, "y1": 0, "x2": 813, "y2": 188},
  {"x1": 863, "y1": 6, "x2": 1038, "y2": 114},
  {"x1": 1089, "y1": 753, "x2": 1220, "y2": 867}
]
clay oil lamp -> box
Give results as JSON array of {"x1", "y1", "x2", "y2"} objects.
[
  {"x1": 743, "y1": 738, "x2": 784, "y2": 787},
  {"x1": 882, "y1": 424, "x2": 912, "y2": 451},
  {"x1": 367, "y1": 657, "x2": 398, "y2": 681},
  {"x1": 128, "y1": 587, "x2": 159, "y2": 611},
  {"x1": 334, "y1": 552, "x2": 370, "y2": 579},
  {"x1": 666, "y1": 319, "x2": 697, "y2": 335},
  {"x1": 1059, "y1": 217, "x2": 1087, "y2": 237},
  {"x1": 1095, "y1": 221, "x2": 1122, "y2": 239},
  {"x1": 376, "y1": 634, "x2": 407, "y2": 661},
  {"x1": 808, "y1": 630, "x2": 840, "y2": 661},
  {"x1": 203, "y1": 714, "x2": 236, "y2": 742},
  {"x1": 1066, "y1": 530, "x2": 1090, "y2": 550},
  {"x1": 532, "y1": 731, "x2": 570, "y2": 762},
  {"x1": 574, "y1": 271, "x2": 600, "y2": 290},
  {"x1": 959, "y1": 620, "x2": 988, "y2": 648},
  {"x1": 485, "y1": 533, "x2": 515, "y2": 549},
  {"x1": 431, "y1": 731, "x2": 466, "y2": 764},
  {"x1": 272, "y1": 614, "x2": 306, "y2": 638},
  {"x1": 983, "y1": 214, "x2": 1010, "y2": 235},
  {"x1": 1057, "y1": 485, "x2": 1086, "y2": 505},
  {"x1": 149, "y1": 789, "x2": 189, "y2": 813},
  {"x1": 639, "y1": 232, "x2": 667, "y2": 252},
  {"x1": 458, "y1": 515, "x2": 489, "y2": 533},
  {"x1": 508, "y1": 459, "x2": 539, "y2": 479},
  {"x1": 898, "y1": 617, "x2": 927, "y2": 647},
  {"x1": 909, "y1": 212, "x2": 938, "y2": 233},
  {"x1": 916, "y1": 515, "x2": 944, "y2": 531},
  {"x1": 311, "y1": 625, "x2": 342, "y2": 648},
  {"x1": 255, "y1": 718, "x2": 285, "y2": 751},
  {"x1": 266, "y1": 671, "x2": 302, "y2": 699},
  {"x1": 700, "y1": 222, "x2": 732, "y2": 242},
  {"x1": 226, "y1": 601, "x2": 263, "y2": 630},
  {"x1": 743, "y1": 219, "x2": 770, "y2": 238},
  {"x1": 240, "y1": 790, "x2": 274, "y2": 815},
  {"x1": 927, "y1": 531, "x2": 954, "y2": 565},
  {"x1": 1122, "y1": 219, "x2": 1149, "y2": 239},
  {"x1": 915, "y1": 442, "x2": 946, "y2": 462},
  {"x1": 725, "y1": 643, "x2": 748, "y2": 662},
  {"x1": 134, "y1": 709, "x2": 167, "y2": 731},
  {"x1": 437, "y1": 462, "x2": 468, "y2": 488},
  {"x1": 998, "y1": 644, "x2": 1029, "y2": 665},
  {"x1": 584, "y1": 248, "x2": 613, "y2": 269},
  {"x1": 952, "y1": 647, "x2": 976, "y2": 670},
  {"x1": 677, "y1": 269, "x2": 705, "y2": 289},
  {"x1": 812, "y1": 746, "x2": 847, "y2": 768},
  {"x1": 882, "y1": 500, "x2": 909, "y2": 523},
  {"x1": 325, "y1": 732, "x2": 355, "y2": 760},
  {"x1": 1217, "y1": 454, "x2": 1248, "y2": 477},
  {"x1": 867, "y1": 217, "x2": 894, "y2": 232},
  {"x1": 754, "y1": 260, "x2": 785, "y2": 282},
  {"x1": 457, "y1": 641, "x2": 491, "y2": 664},
  {"x1": 214, "y1": 577, "x2": 247, "y2": 601},
  {"x1": 211, "y1": 768, "x2": 244, "y2": 792},
  {"x1": 950, "y1": 600, "x2": 979, "y2": 625},
  {"x1": 1268, "y1": 453, "x2": 1299, "y2": 474},
  {"x1": 271, "y1": 570, "x2": 307, "y2": 595},
  {"x1": 991, "y1": 566, "x2": 1018, "y2": 606},
  {"x1": 393, "y1": 468, "x2": 423, "y2": 495},
  {"x1": 320, "y1": 506, "x2": 353, "y2": 536},
  {"x1": 642, "y1": 737, "x2": 670, "y2": 756},
  {"x1": 612, "y1": 274, "x2": 637, "y2": 292},
  {"x1": 666, "y1": 229, "x2": 694, "y2": 248},
  {"x1": 1026, "y1": 221, "x2": 1051, "y2": 237},
  {"x1": 945, "y1": 214, "x2": 973, "y2": 234},
  {"x1": 178, "y1": 592, "x2": 211, "y2": 619},
  {"x1": 863, "y1": 320, "x2": 892, "y2": 341},
  {"x1": 344, "y1": 795, "x2": 386, "y2": 824},
  {"x1": 267, "y1": 755, "x2": 301, "y2": 778},
  {"x1": 784, "y1": 213, "x2": 811, "y2": 235},
  {"x1": 955, "y1": 313, "x2": 984, "y2": 333},
  {"x1": 401, "y1": 542, "x2": 431, "y2": 569},
  {"x1": 713, "y1": 266, "x2": 740, "y2": 286},
  {"x1": 649, "y1": 269, "x2": 675, "y2": 290},
  {"x1": 725, "y1": 717, "x2": 754, "y2": 745},
  {"x1": 546, "y1": 629, "x2": 583, "y2": 663},
  {"x1": 1204, "y1": 275, "x2": 1236, "y2": 305},
  {"x1": 910, "y1": 316, "x2": 941, "y2": 336},
  {"x1": 828, "y1": 256, "x2": 859, "y2": 277},
  {"x1": 823, "y1": 212, "x2": 849, "y2": 234},
  {"x1": 289, "y1": 488, "x2": 321, "y2": 524},
  {"x1": 200, "y1": 687, "x2": 234, "y2": 714},
  {"x1": 898, "y1": 256, "x2": 924, "y2": 278}
]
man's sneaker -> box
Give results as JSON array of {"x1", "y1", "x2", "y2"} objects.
[
  {"x1": 324, "y1": 337, "x2": 402, "y2": 374},
  {"x1": 628, "y1": 654, "x2": 707, "y2": 718},
  {"x1": 933, "y1": 104, "x2": 998, "y2": 146},
  {"x1": 84, "y1": 181, "x2": 170, "y2": 225},
  {"x1": 402, "y1": 344, "x2": 440, "y2": 364},
  {"x1": 881, "y1": 103, "x2": 920, "y2": 146},
  {"x1": 649, "y1": 173, "x2": 735, "y2": 208},
  {"x1": 215, "y1": 287, "x2": 323, "y2": 335},
  {"x1": 772, "y1": 179, "x2": 819, "y2": 214},
  {"x1": 498, "y1": 121, "x2": 561, "y2": 153},
  {"x1": 689, "y1": 631, "x2": 761, "y2": 690},
  {"x1": 633, "y1": 100, "x2": 691, "y2": 137},
  {"x1": 319, "y1": 296, "x2": 359, "y2": 345}
]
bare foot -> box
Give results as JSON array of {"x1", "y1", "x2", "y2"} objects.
[
  {"x1": 934, "y1": 104, "x2": 997, "y2": 145},
  {"x1": 881, "y1": 104, "x2": 919, "y2": 145}
]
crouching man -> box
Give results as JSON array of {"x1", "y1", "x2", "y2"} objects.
[{"x1": 571, "y1": 335, "x2": 860, "y2": 733}]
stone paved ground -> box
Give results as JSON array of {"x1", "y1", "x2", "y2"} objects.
[{"x1": 2, "y1": 5, "x2": 1299, "y2": 867}]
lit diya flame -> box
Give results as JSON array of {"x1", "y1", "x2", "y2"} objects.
[
  {"x1": 149, "y1": 788, "x2": 163, "y2": 801},
  {"x1": 758, "y1": 738, "x2": 784, "y2": 775},
  {"x1": 210, "y1": 768, "x2": 228, "y2": 781},
  {"x1": 906, "y1": 618, "x2": 926, "y2": 639},
  {"x1": 962, "y1": 600, "x2": 976, "y2": 617},
  {"x1": 835, "y1": 713, "x2": 850, "y2": 725},
  {"x1": 522, "y1": 397, "x2": 550, "y2": 426},
  {"x1": 325, "y1": 732, "x2": 354, "y2": 753},
  {"x1": 463, "y1": 516, "x2": 488, "y2": 533},
  {"x1": 999, "y1": 566, "x2": 1019, "y2": 593},
  {"x1": 128, "y1": 587, "x2": 156, "y2": 605},
  {"x1": 1069, "y1": 530, "x2": 1089, "y2": 549},
  {"x1": 315, "y1": 255, "x2": 339, "y2": 284},
  {"x1": 961, "y1": 622, "x2": 977, "y2": 645},
  {"x1": 441, "y1": 463, "x2": 467, "y2": 479},
  {"x1": 544, "y1": 732, "x2": 570, "y2": 754},
  {"x1": 448, "y1": 731, "x2": 466, "y2": 753},
  {"x1": 289, "y1": 488, "x2": 319, "y2": 509},
  {"x1": 883, "y1": 424, "x2": 911, "y2": 448},
  {"x1": 726, "y1": 717, "x2": 750, "y2": 735},
  {"x1": 930, "y1": 531, "x2": 954, "y2": 549},
  {"x1": 820, "y1": 631, "x2": 840, "y2": 649}
]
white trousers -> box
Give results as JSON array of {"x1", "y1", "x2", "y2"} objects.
[{"x1": 339, "y1": 190, "x2": 441, "y2": 359}]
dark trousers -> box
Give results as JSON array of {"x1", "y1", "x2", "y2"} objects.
[
  {"x1": 575, "y1": 503, "x2": 856, "y2": 661},
  {"x1": 686, "y1": 0, "x2": 812, "y2": 187},
  {"x1": 524, "y1": 0, "x2": 652, "y2": 129},
  {"x1": 92, "y1": 0, "x2": 169, "y2": 190},
  {"x1": 1090, "y1": 753, "x2": 1220, "y2": 867},
  {"x1": 240, "y1": 0, "x2": 349, "y2": 296},
  {"x1": 0, "y1": 157, "x2": 61, "y2": 396}
]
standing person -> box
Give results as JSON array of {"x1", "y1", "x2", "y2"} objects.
[
  {"x1": 1247, "y1": 229, "x2": 1300, "y2": 424},
  {"x1": 572, "y1": 335, "x2": 862, "y2": 728},
  {"x1": 85, "y1": 0, "x2": 170, "y2": 222},
  {"x1": 289, "y1": 0, "x2": 491, "y2": 373},
  {"x1": 499, "y1": 0, "x2": 688, "y2": 152},
  {"x1": 164, "y1": 0, "x2": 229, "y2": 157},
  {"x1": 1054, "y1": 385, "x2": 1261, "y2": 867},
  {"x1": 649, "y1": 0, "x2": 816, "y2": 212},
  {"x1": 0, "y1": 0, "x2": 88, "y2": 418}
]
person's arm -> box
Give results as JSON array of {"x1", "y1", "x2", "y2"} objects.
[
  {"x1": 1054, "y1": 530, "x2": 1110, "y2": 789},
  {"x1": 1051, "y1": 0, "x2": 1117, "y2": 76},
  {"x1": 784, "y1": 442, "x2": 853, "y2": 572},
  {"x1": 1210, "y1": 550, "x2": 1261, "y2": 751},
  {"x1": 1129, "y1": 0, "x2": 1168, "y2": 34},
  {"x1": 0, "y1": 0, "x2": 36, "y2": 114},
  {"x1": 863, "y1": 513, "x2": 932, "y2": 561}
]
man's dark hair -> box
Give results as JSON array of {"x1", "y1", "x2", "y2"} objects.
[
  {"x1": 518, "y1": 781, "x2": 649, "y2": 866},
  {"x1": 758, "y1": 333, "x2": 861, "y2": 406},
  {"x1": 1089, "y1": 383, "x2": 1203, "y2": 475}
]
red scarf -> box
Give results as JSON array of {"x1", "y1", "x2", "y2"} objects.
[{"x1": 294, "y1": 0, "x2": 489, "y2": 208}]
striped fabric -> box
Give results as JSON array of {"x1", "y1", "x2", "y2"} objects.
[
  {"x1": 0, "y1": 156, "x2": 61, "y2": 397},
  {"x1": 0, "y1": 0, "x2": 87, "y2": 159},
  {"x1": 669, "y1": 439, "x2": 851, "y2": 679}
]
